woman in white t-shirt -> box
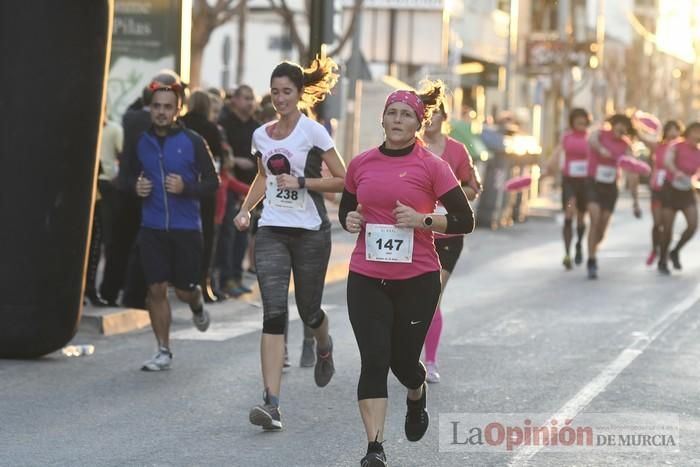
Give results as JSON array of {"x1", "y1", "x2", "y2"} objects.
[{"x1": 234, "y1": 57, "x2": 346, "y2": 431}]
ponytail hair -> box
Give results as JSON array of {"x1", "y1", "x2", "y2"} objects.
[
  {"x1": 270, "y1": 56, "x2": 339, "y2": 108},
  {"x1": 416, "y1": 79, "x2": 446, "y2": 127}
]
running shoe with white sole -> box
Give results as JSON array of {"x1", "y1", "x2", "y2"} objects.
[
  {"x1": 425, "y1": 362, "x2": 440, "y2": 384},
  {"x1": 249, "y1": 403, "x2": 282, "y2": 431},
  {"x1": 360, "y1": 451, "x2": 387, "y2": 467},
  {"x1": 141, "y1": 347, "x2": 172, "y2": 371},
  {"x1": 192, "y1": 308, "x2": 210, "y2": 332}
]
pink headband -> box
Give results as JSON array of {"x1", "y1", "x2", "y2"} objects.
[{"x1": 384, "y1": 90, "x2": 425, "y2": 120}]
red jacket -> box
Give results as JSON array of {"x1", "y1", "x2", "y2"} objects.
[{"x1": 216, "y1": 170, "x2": 250, "y2": 224}]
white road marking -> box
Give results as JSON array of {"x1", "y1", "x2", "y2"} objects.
[{"x1": 509, "y1": 282, "x2": 700, "y2": 466}]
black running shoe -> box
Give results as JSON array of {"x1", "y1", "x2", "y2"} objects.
[
  {"x1": 587, "y1": 258, "x2": 598, "y2": 280},
  {"x1": 360, "y1": 451, "x2": 387, "y2": 467},
  {"x1": 574, "y1": 244, "x2": 583, "y2": 265},
  {"x1": 249, "y1": 403, "x2": 282, "y2": 431},
  {"x1": 670, "y1": 249, "x2": 682, "y2": 270},
  {"x1": 658, "y1": 261, "x2": 671, "y2": 276},
  {"x1": 405, "y1": 383, "x2": 429, "y2": 442},
  {"x1": 249, "y1": 390, "x2": 282, "y2": 431}
]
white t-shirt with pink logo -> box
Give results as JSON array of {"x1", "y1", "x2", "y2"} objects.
[
  {"x1": 253, "y1": 114, "x2": 335, "y2": 230},
  {"x1": 345, "y1": 144, "x2": 460, "y2": 280}
]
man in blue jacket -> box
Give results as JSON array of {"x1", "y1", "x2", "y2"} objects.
[{"x1": 126, "y1": 81, "x2": 220, "y2": 371}]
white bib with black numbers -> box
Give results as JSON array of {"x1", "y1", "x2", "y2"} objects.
[
  {"x1": 365, "y1": 224, "x2": 414, "y2": 263},
  {"x1": 655, "y1": 169, "x2": 667, "y2": 188},
  {"x1": 266, "y1": 177, "x2": 307, "y2": 210},
  {"x1": 568, "y1": 160, "x2": 588, "y2": 177},
  {"x1": 595, "y1": 165, "x2": 617, "y2": 184},
  {"x1": 672, "y1": 175, "x2": 693, "y2": 191}
]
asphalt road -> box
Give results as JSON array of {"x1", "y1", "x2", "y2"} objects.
[{"x1": 2, "y1": 196, "x2": 700, "y2": 467}]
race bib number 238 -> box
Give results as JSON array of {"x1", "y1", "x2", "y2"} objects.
[
  {"x1": 266, "y1": 178, "x2": 306, "y2": 210},
  {"x1": 365, "y1": 224, "x2": 414, "y2": 263}
]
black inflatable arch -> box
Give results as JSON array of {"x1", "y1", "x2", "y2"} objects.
[{"x1": 0, "y1": 1, "x2": 113, "y2": 357}]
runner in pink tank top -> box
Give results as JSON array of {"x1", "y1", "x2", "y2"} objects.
[
  {"x1": 585, "y1": 114, "x2": 640, "y2": 279},
  {"x1": 421, "y1": 102, "x2": 482, "y2": 385},
  {"x1": 657, "y1": 122, "x2": 700, "y2": 274},
  {"x1": 339, "y1": 82, "x2": 474, "y2": 467},
  {"x1": 544, "y1": 108, "x2": 591, "y2": 270},
  {"x1": 642, "y1": 121, "x2": 683, "y2": 266}
]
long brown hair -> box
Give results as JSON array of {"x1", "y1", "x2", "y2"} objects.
[{"x1": 270, "y1": 56, "x2": 339, "y2": 108}]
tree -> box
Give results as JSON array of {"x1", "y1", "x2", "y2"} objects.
[
  {"x1": 268, "y1": 0, "x2": 365, "y2": 61},
  {"x1": 191, "y1": 0, "x2": 244, "y2": 88},
  {"x1": 190, "y1": 0, "x2": 364, "y2": 88}
]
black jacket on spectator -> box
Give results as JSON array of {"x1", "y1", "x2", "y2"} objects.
[{"x1": 182, "y1": 112, "x2": 224, "y2": 163}]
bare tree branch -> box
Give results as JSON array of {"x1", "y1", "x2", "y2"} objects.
[
  {"x1": 216, "y1": 1, "x2": 244, "y2": 27},
  {"x1": 329, "y1": 0, "x2": 365, "y2": 57},
  {"x1": 269, "y1": 0, "x2": 308, "y2": 59}
]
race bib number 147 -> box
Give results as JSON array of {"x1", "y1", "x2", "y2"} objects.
[{"x1": 365, "y1": 224, "x2": 414, "y2": 263}]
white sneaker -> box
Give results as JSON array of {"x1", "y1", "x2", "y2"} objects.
[
  {"x1": 192, "y1": 308, "x2": 210, "y2": 332},
  {"x1": 141, "y1": 348, "x2": 172, "y2": 371},
  {"x1": 426, "y1": 362, "x2": 440, "y2": 384}
]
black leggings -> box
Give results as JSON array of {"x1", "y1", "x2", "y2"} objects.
[
  {"x1": 347, "y1": 271, "x2": 441, "y2": 400},
  {"x1": 255, "y1": 225, "x2": 331, "y2": 334}
]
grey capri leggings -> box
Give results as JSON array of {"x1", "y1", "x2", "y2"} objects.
[{"x1": 255, "y1": 225, "x2": 331, "y2": 334}]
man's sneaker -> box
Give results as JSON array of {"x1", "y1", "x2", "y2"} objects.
[
  {"x1": 562, "y1": 255, "x2": 573, "y2": 270},
  {"x1": 141, "y1": 347, "x2": 172, "y2": 371},
  {"x1": 574, "y1": 244, "x2": 583, "y2": 265},
  {"x1": 425, "y1": 362, "x2": 440, "y2": 384},
  {"x1": 670, "y1": 249, "x2": 682, "y2": 270},
  {"x1": 658, "y1": 261, "x2": 671, "y2": 276},
  {"x1": 646, "y1": 249, "x2": 657, "y2": 266},
  {"x1": 314, "y1": 335, "x2": 335, "y2": 387},
  {"x1": 300, "y1": 338, "x2": 316, "y2": 367},
  {"x1": 249, "y1": 403, "x2": 282, "y2": 431},
  {"x1": 587, "y1": 258, "x2": 598, "y2": 280},
  {"x1": 192, "y1": 308, "x2": 210, "y2": 332},
  {"x1": 405, "y1": 382, "x2": 429, "y2": 441},
  {"x1": 360, "y1": 450, "x2": 387, "y2": 467}
]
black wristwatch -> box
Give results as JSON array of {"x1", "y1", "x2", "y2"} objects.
[
  {"x1": 297, "y1": 177, "x2": 306, "y2": 189},
  {"x1": 422, "y1": 215, "x2": 433, "y2": 228}
]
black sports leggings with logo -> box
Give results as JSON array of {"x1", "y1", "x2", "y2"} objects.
[
  {"x1": 255, "y1": 225, "x2": 331, "y2": 334},
  {"x1": 347, "y1": 270, "x2": 442, "y2": 400}
]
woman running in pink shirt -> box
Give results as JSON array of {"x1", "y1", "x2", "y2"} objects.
[
  {"x1": 658, "y1": 122, "x2": 700, "y2": 274},
  {"x1": 339, "y1": 81, "x2": 474, "y2": 467},
  {"x1": 645, "y1": 120, "x2": 682, "y2": 266},
  {"x1": 586, "y1": 114, "x2": 641, "y2": 279},
  {"x1": 546, "y1": 108, "x2": 592, "y2": 269},
  {"x1": 421, "y1": 101, "x2": 481, "y2": 384}
]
